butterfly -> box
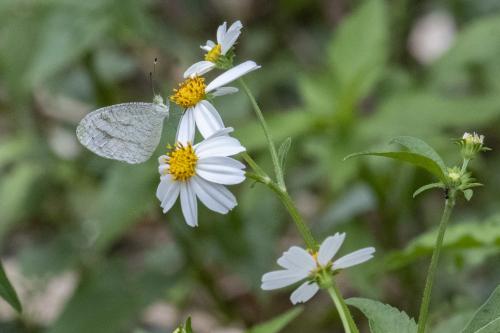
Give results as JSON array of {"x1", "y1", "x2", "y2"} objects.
[{"x1": 76, "y1": 95, "x2": 169, "y2": 164}]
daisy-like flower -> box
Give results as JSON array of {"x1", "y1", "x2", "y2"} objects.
[
  {"x1": 184, "y1": 21, "x2": 243, "y2": 78},
  {"x1": 261, "y1": 233, "x2": 375, "y2": 304},
  {"x1": 156, "y1": 128, "x2": 246, "y2": 227},
  {"x1": 170, "y1": 60, "x2": 260, "y2": 139}
]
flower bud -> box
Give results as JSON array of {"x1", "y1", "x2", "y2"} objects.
[
  {"x1": 446, "y1": 167, "x2": 462, "y2": 186},
  {"x1": 458, "y1": 132, "x2": 489, "y2": 160}
]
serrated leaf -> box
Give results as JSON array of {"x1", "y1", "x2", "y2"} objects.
[
  {"x1": 386, "y1": 214, "x2": 500, "y2": 269},
  {"x1": 347, "y1": 298, "x2": 417, "y2": 333},
  {"x1": 246, "y1": 307, "x2": 303, "y2": 333},
  {"x1": 413, "y1": 182, "x2": 445, "y2": 198},
  {"x1": 462, "y1": 285, "x2": 500, "y2": 333},
  {"x1": 0, "y1": 261, "x2": 22, "y2": 313},
  {"x1": 278, "y1": 137, "x2": 292, "y2": 172}
]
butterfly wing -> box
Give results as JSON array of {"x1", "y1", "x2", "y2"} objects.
[{"x1": 76, "y1": 102, "x2": 169, "y2": 164}]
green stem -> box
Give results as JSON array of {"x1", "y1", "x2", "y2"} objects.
[
  {"x1": 417, "y1": 190, "x2": 456, "y2": 333},
  {"x1": 327, "y1": 282, "x2": 360, "y2": 333},
  {"x1": 239, "y1": 78, "x2": 286, "y2": 191},
  {"x1": 241, "y1": 151, "x2": 267, "y2": 178},
  {"x1": 461, "y1": 158, "x2": 470, "y2": 174},
  {"x1": 246, "y1": 172, "x2": 318, "y2": 250}
]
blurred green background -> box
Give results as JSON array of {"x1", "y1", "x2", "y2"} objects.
[{"x1": 1, "y1": 0, "x2": 500, "y2": 332}]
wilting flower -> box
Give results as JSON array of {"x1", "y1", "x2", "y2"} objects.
[
  {"x1": 184, "y1": 21, "x2": 243, "y2": 78},
  {"x1": 261, "y1": 233, "x2": 375, "y2": 304},
  {"x1": 156, "y1": 128, "x2": 246, "y2": 227},
  {"x1": 170, "y1": 61, "x2": 260, "y2": 139}
]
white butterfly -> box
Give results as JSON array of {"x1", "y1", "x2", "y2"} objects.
[{"x1": 76, "y1": 95, "x2": 169, "y2": 164}]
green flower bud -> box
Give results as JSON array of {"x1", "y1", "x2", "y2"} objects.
[{"x1": 458, "y1": 132, "x2": 489, "y2": 160}]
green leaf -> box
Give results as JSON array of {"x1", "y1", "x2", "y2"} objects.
[
  {"x1": 246, "y1": 307, "x2": 303, "y2": 333},
  {"x1": 0, "y1": 260, "x2": 22, "y2": 313},
  {"x1": 185, "y1": 317, "x2": 193, "y2": 333},
  {"x1": 462, "y1": 285, "x2": 500, "y2": 333},
  {"x1": 390, "y1": 136, "x2": 447, "y2": 172},
  {"x1": 278, "y1": 137, "x2": 292, "y2": 172},
  {"x1": 463, "y1": 189, "x2": 474, "y2": 201},
  {"x1": 328, "y1": 0, "x2": 388, "y2": 97},
  {"x1": 345, "y1": 136, "x2": 447, "y2": 182},
  {"x1": 346, "y1": 298, "x2": 417, "y2": 333},
  {"x1": 413, "y1": 182, "x2": 445, "y2": 198},
  {"x1": 386, "y1": 214, "x2": 500, "y2": 269}
]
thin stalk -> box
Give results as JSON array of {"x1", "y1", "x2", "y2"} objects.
[
  {"x1": 417, "y1": 191, "x2": 456, "y2": 333},
  {"x1": 461, "y1": 158, "x2": 470, "y2": 174},
  {"x1": 246, "y1": 172, "x2": 317, "y2": 250},
  {"x1": 239, "y1": 78, "x2": 286, "y2": 191},
  {"x1": 241, "y1": 151, "x2": 267, "y2": 178},
  {"x1": 327, "y1": 282, "x2": 360, "y2": 333}
]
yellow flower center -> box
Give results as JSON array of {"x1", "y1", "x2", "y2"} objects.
[
  {"x1": 167, "y1": 143, "x2": 198, "y2": 181},
  {"x1": 170, "y1": 76, "x2": 206, "y2": 108},
  {"x1": 204, "y1": 44, "x2": 222, "y2": 62}
]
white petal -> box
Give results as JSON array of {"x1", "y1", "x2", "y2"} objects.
[
  {"x1": 176, "y1": 108, "x2": 195, "y2": 145},
  {"x1": 317, "y1": 233, "x2": 346, "y2": 266},
  {"x1": 277, "y1": 246, "x2": 316, "y2": 272},
  {"x1": 193, "y1": 100, "x2": 225, "y2": 138},
  {"x1": 196, "y1": 157, "x2": 245, "y2": 185},
  {"x1": 180, "y1": 182, "x2": 198, "y2": 227},
  {"x1": 227, "y1": 20, "x2": 243, "y2": 33},
  {"x1": 156, "y1": 175, "x2": 180, "y2": 213},
  {"x1": 191, "y1": 175, "x2": 236, "y2": 214},
  {"x1": 201, "y1": 40, "x2": 216, "y2": 51},
  {"x1": 205, "y1": 127, "x2": 234, "y2": 139},
  {"x1": 158, "y1": 163, "x2": 169, "y2": 176},
  {"x1": 332, "y1": 247, "x2": 376, "y2": 270},
  {"x1": 183, "y1": 61, "x2": 216, "y2": 78},
  {"x1": 194, "y1": 134, "x2": 245, "y2": 158},
  {"x1": 220, "y1": 28, "x2": 242, "y2": 54},
  {"x1": 216, "y1": 22, "x2": 227, "y2": 44},
  {"x1": 211, "y1": 86, "x2": 239, "y2": 97},
  {"x1": 206, "y1": 61, "x2": 261, "y2": 92},
  {"x1": 261, "y1": 270, "x2": 308, "y2": 290},
  {"x1": 290, "y1": 282, "x2": 320, "y2": 304}
]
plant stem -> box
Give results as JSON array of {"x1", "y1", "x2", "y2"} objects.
[
  {"x1": 246, "y1": 172, "x2": 318, "y2": 250},
  {"x1": 239, "y1": 78, "x2": 286, "y2": 191},
  {"x1": 417, "y1": 190, "x2": 456, "y2": 333},
  {"x1": 327, "y1": 282, "x2": 360, "y2": 333}
]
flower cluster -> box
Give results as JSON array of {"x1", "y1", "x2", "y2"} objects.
[{"x1": 157, "y1": 21, "x2": 259, "y2": 227}]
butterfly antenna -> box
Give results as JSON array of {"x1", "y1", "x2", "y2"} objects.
[{"x1": 149, "y1": 57, "x2": 158, "y2": 96}]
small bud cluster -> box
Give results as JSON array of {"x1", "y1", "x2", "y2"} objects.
[{"x1": 457, "y1": 132, "x2": 490, "y2": 160}]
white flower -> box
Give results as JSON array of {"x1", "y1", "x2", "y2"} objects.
[
  {"x1": 462, "y1": 132, "x2": 484, "y2": 145},
  {"x1": 170, "y1": 61, "x2": 261, "y2": 139},
  {"x1": 184, "y1": 21, "x2": 243, "y2": 78},
  {"x1": 156, "y1": 128, "x2": 246, "y2": 227},
  {"x1": 261, "y1": 233, "x2": 375, "y2": 304}
]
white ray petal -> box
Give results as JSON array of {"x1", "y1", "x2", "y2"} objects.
[
  {"x1": 216, "y1": 22, "x2": 227, "y2": 44},
  {"x1": 191, "y1": 176, "x2": 237, "y2": 214},
  {"x1": 183, "y1": 61, "x2": 216, "y2": 78},
  {"x1": 277, "y1": 246, "x2": 316, "y2": 272},
  {"x1": 156, "y1": 175, "x2": 180, "y2": 214},
  {"x1": 317, "y1": 233, "x2": 346, "y2": 266},
  {"x1": 196, "y1": 156, "x2": 245, "y2": 185},
  {"x1": 290, "y1": 281, "x2": 320, "y2": 304},
  {"x1": 332, "y1": 247, "x2": 376, "y2": 270},
  {"x1": 176, "y1": 108, "x2": 195, "y2": 145},
  {"x1": 180, "y1": 182, "x2": 198, "y2": 227},
  {"x1": 211, "y1": 86, "x2": 239, "y2": 97},
  {"x1": 221, "y1": 29, "x2": 241, "y2": 54},
  {"x1": 201, "y1": 40, "x2": 216, "y2": 51},
  {"x1": 193, "y1": 100, "x2": 225, "y2": 138},
  {"x1": 205, "y1": 61, "x2": 261, "y2": 92},
  {"x1": 261, "y1": 270, "x2": 308, "y2": 290},
  {"x1": 194, "y1": 134, "x2": 245, "y2": 158}
]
